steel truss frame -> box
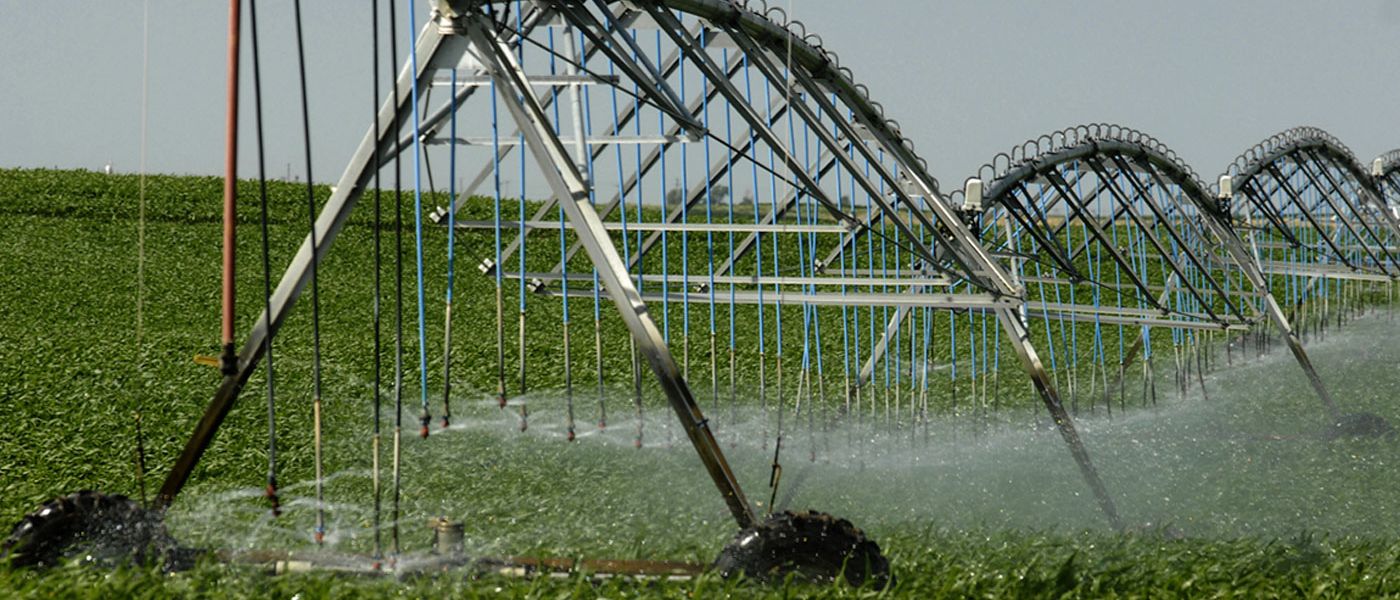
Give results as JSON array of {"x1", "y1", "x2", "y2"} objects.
[
  {"x1": 1377, "y1": 149, "x2": 1400, "y2": 209},
  {"x1": 1225, "y1": 128, "x2": 1400, "y2": 279},
  {"x1": 852, "y1": 125, "x2": 1345, "y2": 427},
  {"x1": 159, "y1": 0, "x2": 1125, "y2": 531}
]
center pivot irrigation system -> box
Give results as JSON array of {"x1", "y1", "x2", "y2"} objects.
[{"x1": 5, "y1": 0, "x2": 1400, "y2": 585}]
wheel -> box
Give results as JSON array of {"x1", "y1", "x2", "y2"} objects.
[
  {"x1": 1327, "y1": 412, "x2": 1397, "y2": 440},
  {"x1": 2, "y1": 490, "x2": 179, "y2": 569},
  {"x1": 713, "y1": 510, "x2": 890, "y2": 588}
]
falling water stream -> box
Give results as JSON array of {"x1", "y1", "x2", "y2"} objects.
[{"x1": 168, "y1": 311, "x2": 1400, "y2": 564}]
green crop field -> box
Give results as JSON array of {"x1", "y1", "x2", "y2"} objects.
[{"x1": 3, "y1": 167, "x2": 1400, "y2": 598}]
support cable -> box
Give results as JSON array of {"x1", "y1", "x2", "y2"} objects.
[
  {"x1": 246, "y1": 0, "x2": 280, "y2": 517},
  {"x1": 388, "y1": 0, "x2": 404, "y2": 560},
  {"x1": 408, "y1": 0, "x2": 432, "y2": 439},
  {"x1": 133, "y1": 0, "x2": 151, "y2": 506},
  {"x1": 368, "y1": 0, "x2": 384, "y2": 567},
  {"x1": 289, "y1": 0, "x2": 327, "y2": 545}
]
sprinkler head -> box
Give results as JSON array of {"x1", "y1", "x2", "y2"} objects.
[
  {"x1": 634, "y1": 438, "x2": 643, "y2": 449},
  {"x1": 597, "y1": 420, "x2": 606, "y2": 431},
  {"x1": 440, "y1": 416, "x2": 451, "y2": 430},
  {"x1": 430, "y1": 518, "x2": 465, "y2": 557},
  {"x1": 566, "y1": 429, "x2": 576, "y2": 442},
  {"x1": 265, "y1": 485, "x2": 281, "y2": 517},
  {"x1": 420, "y1": 425, "x2": 430, "y2": 439},
  {"x1": 496, "y1": 395, "x2": 507, "y2": 409},
  {"x1": 313, "y1": 529, "x2": 325, "y2": 545}
]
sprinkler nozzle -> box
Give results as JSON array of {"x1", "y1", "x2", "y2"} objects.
[
  {"x1": 598, "y1": 420, "x2": 606, "y2": 431},
  {"x1": 313, "y1": 528, "x2": 325, "y2": 545},
  {"x1": 420, "y1": 415, "x2": 431, "y2": 439},
  {"x1": 265, "y1": 484, "x2": 281, "y2": 517},
  {"x1": 634, "y1": 438, "x2": 642, "y2": 449},
  {"x1": 440, "y1": 416, "x2": 450, "y2": 430},
  {"x1": 496, "y1": 394, "x2": 507, "y2": 409},
  {"x1": 566, "y1": 428, "x2": 576, "y2": 442}
]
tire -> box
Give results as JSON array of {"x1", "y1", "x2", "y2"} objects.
[
  {"x1": 1327, "y1": 412, "x2": 1397, "y2": 440},
  {"x1": 2, "y1": 490, "x2": 177, "y2": 569},
  {"x1": 713, "y1": 510, "x2": 890, "y2": 588}
]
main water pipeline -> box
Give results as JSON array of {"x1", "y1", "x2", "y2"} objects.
[
  {"x1": 246, "y1": 0, "x2": 280, "y2": 517},
  {"x1": 218, "y1": 0, "x2": 240, "y2": 377}
]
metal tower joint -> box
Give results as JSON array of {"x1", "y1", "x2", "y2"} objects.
[{"x1": 434, "y1": 8, "x2": 466, "y2": 35}]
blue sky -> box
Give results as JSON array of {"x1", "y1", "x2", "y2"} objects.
[{"x1": 2, "y1": 1, "x2": 1396, "y2": 185}]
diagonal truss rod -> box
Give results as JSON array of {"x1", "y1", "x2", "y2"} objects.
[
  {"x1": 560, "y1": 48, "x2": 759, "y2": 276},
  {"x1": 1240, "y1": 180, "x2": 1308, "y2": 250},
  {"x1": 465, "y1": 11, "x2": 756, "y2": 527},
  {"x1": 562, "y1": 1, "x2": 706, "y2": 137},
  {"x1": 618, "y1": 97, "x2": 800, "y2": 273},
  {"x1": 1294, "y1": 149, "x2": 1399, "y2": 273},
  {"x1": 1263, "y1": 163, "x2": 1358, "y2": 269},
  {"x1": 1108, "y1": 154, "x2": 1234, "y2": 322},
  {"x1": 622, "y1": 4, "x2": 913, "y2": 274},
  {"x1": 1039, "y1": 170, "x2": 1160, "y2": 306},
  {"x1": 450, "y1": 15, "x2": 713, "y2": 265},
  {"x1": 380, "y1": 4, "x2": 553, "y2": 171},
  {"x1": 492, "y1": 28, "x2": 755, "y2": 277},
  {"x1": 1285, "y1": 155, "x2": 1383, "y2": 268},
  {"x1": 1129, "y1": 155, "x2": 1248, "y2": 321},
  {"x1": 1085, "y1": 156, "x2": 1220, "y2": 320},
  {"x1": 714, "y1": 149, "x2": 844, "y2": 280},
  {"x1": 1000, "y1": 181, "x2": 1085, "y2": 281},
  {"x1": 718, "y1": 19, "x2": 969, "y2": 280},
  {"x1": 648, "y1": 0, "x2": 1119, "y2": 529}
]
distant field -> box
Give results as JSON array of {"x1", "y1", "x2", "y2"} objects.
[{"x1": 3, "y1": 167, "x2": 1400, "y2": 597}]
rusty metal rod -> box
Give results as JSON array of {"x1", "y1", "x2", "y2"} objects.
[{"x1": 219, "y1": 0, "x2": 241, "y2": 376}]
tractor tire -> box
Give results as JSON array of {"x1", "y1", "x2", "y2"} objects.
[
  {"x1": 2, "y1": 490, "x2": 179, "y2": 569},
  {"x1": 713, "y1": 510, "x2": 890, "y2": 588},
  {"x1": 1327, "y1": 412, "x2": 1397, "y2": 440}
]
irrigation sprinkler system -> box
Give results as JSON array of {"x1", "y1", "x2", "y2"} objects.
[{"x1": 5, "y1": 0, "x2": 1400, "y2": 586}]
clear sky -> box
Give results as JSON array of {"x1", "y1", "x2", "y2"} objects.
[{"x1": 2, "y1": 1, "x2": 1397, "y2": 186}]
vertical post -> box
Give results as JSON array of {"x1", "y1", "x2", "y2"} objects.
[{"x1": 220, "y1": 0, "x2": 241, "y2": 375}]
